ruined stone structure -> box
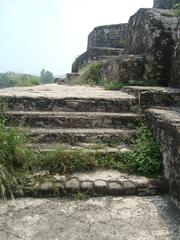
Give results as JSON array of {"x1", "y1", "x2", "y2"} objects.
[
  {"x1": 72, "y1": 47, "x2": 122, "y2": 73},
  {"x1": 87, "y1": 24, "x2": 128, "y2": 49},
  {"x1": 126, "y1": 8, "x2": 178, "y2": 86},
  {"x1": 72, "y1": 24, "x2": 128, "y2": 72},
  {"x1": 154, "y1": 0, "x2": 180, "y2": 9}
]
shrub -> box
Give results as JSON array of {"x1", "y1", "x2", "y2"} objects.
[
  {"x1": 129, "y1": 123, "x2": 162, "y2": 176},
  {"x1": 80, "y1": 63, "x2": 103, "y2": 85}
]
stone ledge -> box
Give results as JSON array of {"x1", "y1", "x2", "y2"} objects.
[{"x1": 14, "y1": 170, "x2": 168, "y2": 198}]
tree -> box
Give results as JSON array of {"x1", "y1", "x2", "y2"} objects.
[{"x1": 40, "y1": 69, "x2": 54, "y2": 84}]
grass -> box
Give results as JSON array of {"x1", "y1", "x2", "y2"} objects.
[
  {"x1": 103, "y1": 81, "x2": 125, "y2": 90},
  {"x1": 21, "y1": 123, "x2": 162, "y2": 177},
  {"x1": 0, "y1": 118, "x2": 163, "y2": 198}
]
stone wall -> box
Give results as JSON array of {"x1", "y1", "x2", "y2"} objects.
[
  {"x1": 87, "y1": 24, "x2": 128, "y2": 49},
  {"x1": 154, "y1": 0, "x2": 180, "y2": 9},
  {"x1": 146, "y1": 108, "x2": 180, "y2": 209},
  {"x1": 101, "y1": 55, "x2": 145, "y2": 84},
  {"x1": 126, "y1": 8, "x2": 178, "y2": 86},
  {"x1": 170, "y1": 18, "x2": 180, "y2": 88}
]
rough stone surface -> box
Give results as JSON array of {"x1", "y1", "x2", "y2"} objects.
[
  {"x1": 72, "y1": 47, "x2": 122, "y2": 72},
  {"x1": 65, "y1": 178, "x2": 80, "y2": 192},
  {"x1": 146, "y1": 107, "x2": 180, "y2": 208},
  {"x1": 0, "y1": 196, "x2": 180, "y2": 240},
  {"x1": 81, "y1": 181, "x2": 94, "y2": 191},
  {"x1": 0, "y1": 84, "x2": 137, "y2": 113},
  {"x1": 102, "y1": 54, "x2": 145, "y2": 84},
  {"x1": 127, "y1": 8, "x2": 178, "y2": 86},
  {"x1": 87, "y1": 24, "x2": 128, "y2": 49},
  {"x1": 20, "y1": 170, "x2": 167, "y2": 198},
  {"x1": 154, "y1": 0, "x2": 180, "y2": 9},
  {"x1": 122, "y1": 86, "x2": 180, "y2": 107},
  {"x1": 5, "y1": 111, "x2": 139, "y2": 129},
  {"x1": 107, "y1": 182, "x2": 124, "y2": 195},
  {"x1": 94, "y1": 180, "x2": 107, "y2": 194}
]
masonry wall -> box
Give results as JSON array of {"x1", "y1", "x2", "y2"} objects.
[
  {"x1": 146, "y1": 109, "x2": 180, "y2": 209},
  {"x1": 87, "y1": 24, "x2": 128, "y2": 49},
  {"x1": 154, "y1": 0, "x2": 180, "y2": 9}
]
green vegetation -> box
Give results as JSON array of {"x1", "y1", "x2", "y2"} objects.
[
  {"x1": 40, "y1": 69, "x2": 54, "y2": 84},
  {"x1": 0, "y1": 118, "x2": 32, "y2": 199},
  {"x1": 0, "y1": 117, "x2": 162, "y2": 198},
  {"x1": 103, "y1": 81, "x2": 125, "y2": 90},
  {"x1": 128, "y1": 124, "x2": 162, "y2": 176},
  {"x1": 0, "y1": 69, "x2": 55, "y2": 89},
  {"x1": 77, "y1": 63, "x2": 103, "y2": 85},
  {"x1": 0, "y1": 72, "x2": 40, "y2": 88},
  {"x1": 173, "y1": 2, "x2": 180, "y2": 15}
]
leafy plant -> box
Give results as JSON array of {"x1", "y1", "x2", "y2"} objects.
[
  {"x1": 79, "y1": 63, "x2": 103, "y2": 85},
  {"x1": 129, "y1": 123, "x2": 162, "y2": 176}
]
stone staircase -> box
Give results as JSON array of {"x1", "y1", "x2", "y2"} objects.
[{"x1": 0, "y1": 84, "x2": 167, "y2": 197}]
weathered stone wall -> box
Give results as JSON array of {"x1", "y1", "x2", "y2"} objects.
[
  {"x1": 87, "y1": 24, "x2": 128, "y2": 49},
  {"x1": 101, "y1": 55, "x2": 145, "y2": 84},
  {"x1": 170, "y1": 18, "x2": 180, "y2": 88},
  {"x1": 146, "y1": 108, "x2": 180, "y2": 209},
  {"x1": 126, "y1": 8, "x2": 178, "y2": 86},
  {"x1": 72, "y1": 48, "x2": 122, "y2": 73},
  {"x1": 154, "y1": 0, "x2": 180, "y2": 9}
]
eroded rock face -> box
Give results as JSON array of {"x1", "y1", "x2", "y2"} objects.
[
  {"x1": 102, "y1": 55, "x2": 145, "y2": 84},
  {"x1": 87, "y1": 24, "x2": 128, "y2": 49},
  {"x1": 154, "y1": 0, "x2": 180, "y2": 9},
  {"x1": 127, "y1": 8, "x2": 178, "y2": 86},
  {"x1": 170, "y1": 18, "x2": 180, "y2": 88}
]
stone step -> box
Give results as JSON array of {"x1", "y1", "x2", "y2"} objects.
[
  {"x1": 20, "y1": 127, "x2": 135, "y2": 144},
  {"x1": 5, "y1": 111, "x2": 140, "y2": 129},
  {"x1": 17, "y1": 170, "x2": 168, "y2": 198},
  {"x1": 2, "y1": 96, "x2": 137, "y2": 113},
  {"x1": 122, "y1": 86, "x2": 180, "y2": 107},
  {"x1": 0, "y1": 84, "x2": 137, "y2": 113},
  {"x1": 29, "y1": 143, "x2": 131, "y2": 153}
]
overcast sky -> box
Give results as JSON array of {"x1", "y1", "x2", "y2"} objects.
[{"x1": 0, "y1": 0, "x2": 153, "y2": 75}]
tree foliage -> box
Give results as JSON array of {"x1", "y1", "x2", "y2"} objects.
[{"x1": 40, "y1": 69, "x2": 54, "y2": 84}]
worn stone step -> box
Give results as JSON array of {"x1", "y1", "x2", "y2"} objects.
[
  {"x1": 17, "y1": 170, "x2": 168, "y2": 198},
  {"x1": 5, "y1": 111, "x2": 140, "y2": 129},
  {"x1": 2, "y1": 96, "x2": 137, "y2": 113},
  {"x1": 29, "y1": 143, "x2": 131, "y2": 153},
  {"x1": 122, "y1": 86, "x2": 180, "y2": 107},
  {"x1": 20, "y1": 128, "x2": 135, "y2": 144},
  {"x1": 0, "y1": 84, "x2": 137, "y2": 112}
]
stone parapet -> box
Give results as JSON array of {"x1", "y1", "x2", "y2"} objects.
[{"x1": 87, "y1": 24, "x2": 128, "y2": 49}]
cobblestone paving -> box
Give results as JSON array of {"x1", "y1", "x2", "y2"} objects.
[{"x1": 0, "y1": 196, "x2": 180, "y2": 240}]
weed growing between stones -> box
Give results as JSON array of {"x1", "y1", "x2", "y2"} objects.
[
  {"x1": 22, "y1": 124, "x2": 162, "y2": 177},
  {"x1": 0, "y1": 118, "x2": 34, "y2": 199},
  {"x1": 103, "y1": 81, "x2": 125, "y2": 90},
  {"x1": 0, "y1": 119, "x2": 163, "y2": 198}
]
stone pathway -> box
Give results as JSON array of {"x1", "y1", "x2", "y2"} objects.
[{"x1": 0, "y1": 196, "x2": 180, "y2": 240}]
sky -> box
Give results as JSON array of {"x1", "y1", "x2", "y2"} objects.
[{"x1": 0, "y1": 0, "x2": 153, "y2": 76}]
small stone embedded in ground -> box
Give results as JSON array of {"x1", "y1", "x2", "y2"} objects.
[
  {"x1": 65, "y1": 178, "x2": 80, "y2": 192},
  {"x1": 123, "y1": 181, "x2": 137, "y2": 195},
  {"x1": 108, "y1": 182, "x2": 124, "y2": 195},
  {"x1": 81, "y1": 181, "x2": 94, "y2": 192},
  {"x1": 94, "y1": 180, "x2": 107, "y2": 194}
]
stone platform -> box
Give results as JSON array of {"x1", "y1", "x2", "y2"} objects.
[{"x1": 0, "y1": 196, "x2": 180, "y2": 240}]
